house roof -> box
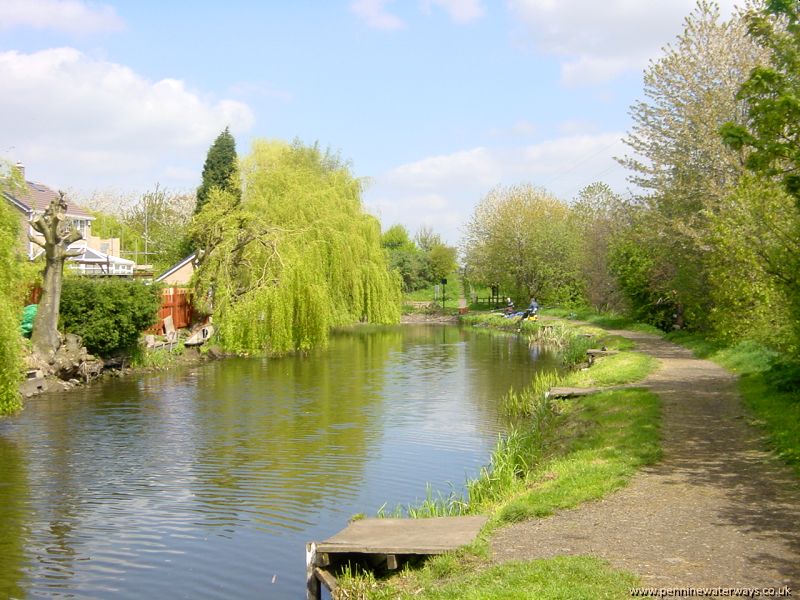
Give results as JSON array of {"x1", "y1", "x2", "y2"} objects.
[
  {"x1": 73, "y1": 246, "x2": 135, "y2": 266},
  {"x1": 155, "y1": 253, "x2": 197, "y2": 283},
  {"x1": 3, "y1": 180, "x2": 94, "y2": 220}
]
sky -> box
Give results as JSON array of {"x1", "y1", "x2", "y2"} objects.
[{"x1": 0, "y1": 0, "x2": 739, "y2": 243}]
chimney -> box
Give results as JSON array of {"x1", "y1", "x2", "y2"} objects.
[{"x1": 13, "y1": 161, "x2": 25, "y2": 181}]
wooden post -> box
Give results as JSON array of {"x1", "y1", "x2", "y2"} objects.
[{"x1": 306, "y1": 542, "x2": 320, "y2": 600}]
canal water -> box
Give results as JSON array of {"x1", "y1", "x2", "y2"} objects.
[{"x1": 0, "y1": 324, "x2": 558, "y2": 599}]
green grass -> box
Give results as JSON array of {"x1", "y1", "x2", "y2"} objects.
[
  {"x1": 341, "y1": 387, "x2": 659, "y2": 599},
  {"x1": 403, "y1": 271, "x2": 461, "y2": 304},
  {"x1": 666, "y1": 331, "x2": 799, "y2": 478},
  {"x1": 665, "y1": 332, "x2": 778, "y2": 374},
  {"x1": 739, "y1": 374, "x2": 800, "y2": 475},
  {"x1": 541, "y1": 307, "x2": 663, "y2": 335},
  {"x1": 489, "y1": 390, "x2": 660, "y2": 524},
  {"x1": 500, "y1": 371, "x2": 561, "y2": 417},
  {"x1": 129, "y1": 343, "x2": 186, "y2": 369},
  {"x1": 361, "y1": 556, "x2": 640, "y2": 600},
  {"x1": 338, "y1": 315, "x2": 663, "y2": 599},
  {"x1": 561, "y1": 352, "x2": 656, "y2": 388}
]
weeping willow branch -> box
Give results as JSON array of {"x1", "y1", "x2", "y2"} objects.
[{"x1": 190, "y1": 140, "x2": 401, "y2": 355}]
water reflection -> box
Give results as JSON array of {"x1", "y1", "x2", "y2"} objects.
[
  {"x1": 0, "y1": 324, "x2": 558, "y2": 599},
  {"x1": 0, "y1": 434, "x2": 28, "y2": 599}
]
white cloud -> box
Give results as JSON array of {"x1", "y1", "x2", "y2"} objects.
[
  {"x1": 350, "y1": 0, "x2": 405, "y2": 30},
  {"x1": 421, "y1": 0, "x2": 485, "y2": 24},
  {"x1": 386, "y1": 147, "x2": 501, "y2": 189},
  {"x1": 0, "y1": 48, "x2": 254, "y2": 191},
  {"x1": 0, "y1": 0, "x2": 123, "y2": 34},
  {"x1": 363, "y1": 132, "x2": 628, "y2": 244},
  {"x1": 508, "y1": 0, "x2": 739, "y2": 85}
]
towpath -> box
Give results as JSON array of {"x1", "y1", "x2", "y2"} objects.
[{"x1": 491, "y1": 329, "x2": 800, "y2": 588}]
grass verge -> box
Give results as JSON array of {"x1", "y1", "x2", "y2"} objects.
[
  {"x1": 540, "y1": 307, "x2": 663, "y2": 335},
  {"x1": 341, "y1": 388, "x2": 660, "y2": 599},
  {"x1": 337, "y1": 556, "x2": 640, "y2": 600},
  {"x1": 666, "y1": 332, "x2": 800, "y2": 477},
  {"x1": 336, "y1": 315, "x2": 661, "y2": 598},
  {"x1": 560, "y1": 352, "x2": 656, "y2": 388}
]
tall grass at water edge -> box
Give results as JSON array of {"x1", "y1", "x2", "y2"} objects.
[{"x1": 385, "y1": 317, "x2": 612, "y2": 518}]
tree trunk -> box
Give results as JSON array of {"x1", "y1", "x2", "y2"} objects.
[{"x1": 29, "y1": 192, "x2": 82, "y2": 361}]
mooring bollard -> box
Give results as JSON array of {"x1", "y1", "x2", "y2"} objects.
[{"x1": 306, "y1": 542, "x2": 320, "y2": 600}]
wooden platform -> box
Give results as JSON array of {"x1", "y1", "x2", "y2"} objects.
[
  {"x1": 306, "y1": 516, "x2": 487, "y2": 599},
  {"x1": 547, "y1": 386, "x2": 603, "y2": 399}
]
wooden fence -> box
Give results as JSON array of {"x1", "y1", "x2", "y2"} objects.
[{"x1": 151, "y1": 287, "x2": 195, "y2": 334}]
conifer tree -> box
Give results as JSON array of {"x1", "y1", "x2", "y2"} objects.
[{"x1": 195, "y1": 127, "x2": 240, "y2": 214}]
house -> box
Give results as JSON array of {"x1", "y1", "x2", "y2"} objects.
[
  {"x1": 2, "y1": 163, "x2": 135, "y2": 276},
  {"x1": 155, "y1": 253, "x2": 196, "y2": 286}
]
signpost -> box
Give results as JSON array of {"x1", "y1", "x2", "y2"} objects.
[{"x1": 440, "y1": 278, "x2": 447, "y2": 309}]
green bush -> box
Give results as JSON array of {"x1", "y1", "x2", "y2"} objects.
[{"x1": 59, "y1": 278, "x2": 161, "y2": 356}]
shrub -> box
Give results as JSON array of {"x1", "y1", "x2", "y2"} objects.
[{"x1": 59, "y1": 278, "x2": 161, "y2": 356}]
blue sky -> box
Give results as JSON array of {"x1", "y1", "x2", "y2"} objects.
[{"x1": 0, "y1": 0, "x2": 737, "y2": 242}]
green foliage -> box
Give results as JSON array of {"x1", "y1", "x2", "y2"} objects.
[
  {"x1": 59, "y1": 278, "x2": 161, "y2": 356},
  {"x1": 704, "y1": 175, "x2": 800, "y2": 350},
  {"x1": 382, "y1": 224, "x2": 457, "y2": 293},
  {"x1": 191, "y1": 140, "x2": 401, "y2": 355},
  {"x1": 386, "y1": 244, "x2": 429, "y2": 292},
  {"x1": 500, "y1": 371, "x2": 561, "y2": 418},
  {"x1": 195, "y1": 126, "x2": 241, "y2": 214},
  {"x1": 89, "y1": 210, "x2": 137, "y2": 247},
  {"x1": 427, "y1": 243, "x2": 457, "y2": 282},
  {"x1": 721, "y1": 0, "x2": 800, "y2": 201},
  {"x1": 607, "y1": 236, "x2": 677, "y2": 329},
  {"x1": 616, "y1": 2, "x2": 766, "y2": 332},
  {"x1": 129, "y1": 343, "x2": 185, "y2": 369},
  {"x1": 0, "y1": 165, "x2": 24, "y2": 414},
  {"x1": 381, "y1": 224, "x2": 415, "y2": 250},
  {"x1": 462, "y1": 184, "x2": 584, "y2": 305},
  {"x1": 572, "y1": 182, "x2": 627, "y2": 312},
  {"x1": 123, "y1": 186, "x2": 195, "y2": 272}
]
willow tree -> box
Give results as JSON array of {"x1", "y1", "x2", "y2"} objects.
[
  {"x1": 191, "y1": 140, "x2": 401, "y2": 354},
  {"x1": 0, "y1": 166, "x2": 24, "y2": 413}
]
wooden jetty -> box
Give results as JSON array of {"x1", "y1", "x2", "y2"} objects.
[
  {"x1": 306, "y1": 516, "x2": 487, "y2": 599},
  {"x1": 547, "y1": 386, "x2": 603, "y2": 399}
]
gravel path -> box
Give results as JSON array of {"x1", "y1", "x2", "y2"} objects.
[{"x1": 491, "y1": 330, "x2": 800, "y2": 588}]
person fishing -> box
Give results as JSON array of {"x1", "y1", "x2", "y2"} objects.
[{"x1": 516, "y1": 298, "x2": 539, "y2": 323}]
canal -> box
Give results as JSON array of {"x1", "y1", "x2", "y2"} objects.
[{"x1": 0, "y1": 324, "x2": 558, "y2": 599}]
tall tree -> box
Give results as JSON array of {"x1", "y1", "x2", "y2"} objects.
[
  {"x1": 721, "y1": 0, "x2": 800, "y2": 202},
  {"x1": 718, "y1": 0, "x2": 800, "y2": 350},
  {"x1": 572, "y1": 182, "x2": 626, "y2": 312},
  {"x1": 0, "y1": 164, "x2": 24, "y2": 414},
  {"x1": 191, "y1": 140, "x2": 400, "y2": 354},
  {"x1": 195, "y1": 127, "x2": 241, "y2": 214},
  {"x1": 616, "y1": 0, "x2": 766, "y2": 328},
  {"x1": 123, "y1": 185, "x2": 194, "y2": 270},
  {"x1": 462, "y1": 184, "x2": 583, "y2": 305},
  {"x1": 29, "y1": 192, "x2": 82, "y2": 360}
]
